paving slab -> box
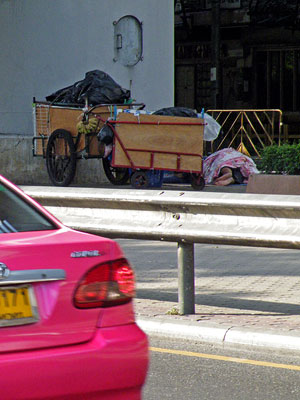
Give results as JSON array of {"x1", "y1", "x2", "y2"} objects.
[{"x1": 115, "y1": 238, "x2": 300, "y2": 352}]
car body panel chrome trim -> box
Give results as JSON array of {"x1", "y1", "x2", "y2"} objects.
[{"x1": 0, "y1": 269, "x2": 66, "y2": 286}]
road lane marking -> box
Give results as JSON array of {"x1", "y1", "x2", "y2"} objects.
[{"x1": 150, "y1": 347, "x2": 300, "y2": 371}]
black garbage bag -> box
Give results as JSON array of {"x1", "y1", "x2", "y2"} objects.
[
  {"x1": 97, "y1": 124, "x2": 114, "y2": 145},
  {"x1": 46, "y1": 70, "x2": 131, "y2": 105},
  {"x1": 153, "y1": 106, "x2": 198, "y2": 118}
]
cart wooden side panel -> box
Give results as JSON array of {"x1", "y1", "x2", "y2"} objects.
[
  {"x1": 33, "y1": 102, "x2": 128, "y2": 157},
  {"x1": 112, "y1": 113, "x2": 204, "y2": 172}
]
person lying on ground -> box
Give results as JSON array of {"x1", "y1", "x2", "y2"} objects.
[{"x1": 203, "y1": 148, "x2": 259, "y2": 186}]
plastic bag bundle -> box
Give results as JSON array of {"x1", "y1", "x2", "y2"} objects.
[
  {"x1": 97, "y1": 124, "x2": 114, "y2": 145},
  {"x1": 153, "y1": 107, "x2": 198, "y2": 118},
  {"x1": 46, "y1": 70, "x2": 131, "y2": 105},
  {"x1": 202, "y1": 113, "x2": 221, "y2": 141}
]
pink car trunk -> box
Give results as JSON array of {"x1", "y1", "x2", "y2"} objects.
[{"x1": 0, "y1": 228, "x2": 129, "y2": 353}]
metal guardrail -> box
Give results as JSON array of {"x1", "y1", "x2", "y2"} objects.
[
  {"x1": 207, "y1": 109, "x2": 283, "y2": 157},
  {"x1": 22, "y1": 186, "x2": 300, "y2": 315}
]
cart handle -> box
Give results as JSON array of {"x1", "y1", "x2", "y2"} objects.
[
  {"x1": 107, "y1": 120, "x2": 206, "y2": 126},
  {"x1": 85, "y1": 102, "x2": 146, "y2": 115}
]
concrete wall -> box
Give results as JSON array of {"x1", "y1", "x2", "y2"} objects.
[
  {"x1": 0, "y1": 0, "x2": 174, "y2": 185},
  {"x1": 0, "y1": 134, "x2": 109, "y2": 186}
]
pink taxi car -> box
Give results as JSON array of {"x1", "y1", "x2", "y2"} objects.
[{"x1": 0, "y1": 175, "x2": 148, "y2": 400}]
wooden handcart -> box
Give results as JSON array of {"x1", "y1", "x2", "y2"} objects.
[
  {"x1": 32, "y1": 99, "x2": 205, "y2": 189},
  {"x1": 32, "y1": 99, "x2": 138, "y2": 186}
]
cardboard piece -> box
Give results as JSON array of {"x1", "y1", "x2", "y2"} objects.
[{"x1": 113, "y1": 113, "x2": 204, "y2": 173}]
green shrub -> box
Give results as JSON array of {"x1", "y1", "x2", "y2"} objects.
[{"x1": 260, "y1": 143, "x2": 300, "y2": 175}]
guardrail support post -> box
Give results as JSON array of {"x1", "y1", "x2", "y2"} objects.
[{"x1": 177, "y1": 241, "x2": 195, "y2": 315}]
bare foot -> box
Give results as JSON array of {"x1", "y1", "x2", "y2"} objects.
[
  {"x1": 214, "y1": 172, "x2": 232, "y2": 183},
  {"x1": 214, "y1": 176, "x2": 235, "y2": 186},
  {"x1": 214, "y1": 167, "x2": 234, "y2": 186}
]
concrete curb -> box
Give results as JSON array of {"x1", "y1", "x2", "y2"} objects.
[
  {"x1": 137, "y1": 317, "x2": 300, "y2": 352},
  {"x1": 137, "y1": 318, "x2": 228, "y2": 344}
]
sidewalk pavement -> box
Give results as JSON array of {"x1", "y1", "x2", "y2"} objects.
[
  {"x1": 126, "y1": 182, "x2": 300, "y2": 353},
  {"x1": 135, "y1": 295, "x2": 300, "y2": 352}
]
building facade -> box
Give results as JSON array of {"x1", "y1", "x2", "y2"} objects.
[
  {"x1": 0, "y1": 0, "x2": 174, "y2": 184},
  {"x1": 175, "y1": 0, "x2": 300, "y2": 126},
  {"x1": 0, "y1": 0, "x2": 174, "y2": 136}
]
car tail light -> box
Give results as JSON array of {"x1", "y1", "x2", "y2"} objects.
[{"x1": 74, "y1": 258, "x2": 135, "y2": 308}]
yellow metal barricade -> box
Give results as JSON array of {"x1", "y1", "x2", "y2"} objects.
[{"x1": 206, "y1": 109, "x2": 283, "y2": 157}]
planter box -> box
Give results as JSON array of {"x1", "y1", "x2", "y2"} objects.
[{"x1": 247, "y1": 174, "x2": 300, "y2": 195}]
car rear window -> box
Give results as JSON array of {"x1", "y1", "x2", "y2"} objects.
[{"x1": 0, "y1": 184, "x2": 56, "y2": 233}]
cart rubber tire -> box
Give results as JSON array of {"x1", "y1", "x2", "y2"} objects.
[
  {"x1": 130, "y1": 171, "x2": 149, "y2": 189},
  {"x1": 46, "y1": 129, "x2": 76, "y2": 187},
  {"x1": 190, "y1": 174, "x2": 205, "y2": 190},
  {"x1": 102, "y1": 158, "x2": 129, "y2": 185}
]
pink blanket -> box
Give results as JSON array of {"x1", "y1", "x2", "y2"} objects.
[{"x1": 203, "y1": 148, "x2": 259, "y2": 184}]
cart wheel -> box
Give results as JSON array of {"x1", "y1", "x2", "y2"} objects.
[
  {"x1": 190, "y1": 174, "x2": 205, "y2": 190},
  {"x1": 130, "y1": 171, "x2": 149, "y2": 189},
  {"x1": 102, "y1": 158, "x2": 129, "y2": 185},
  {"x1": 46, "y1": 129, "x2": 76, "y2": 187}
]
